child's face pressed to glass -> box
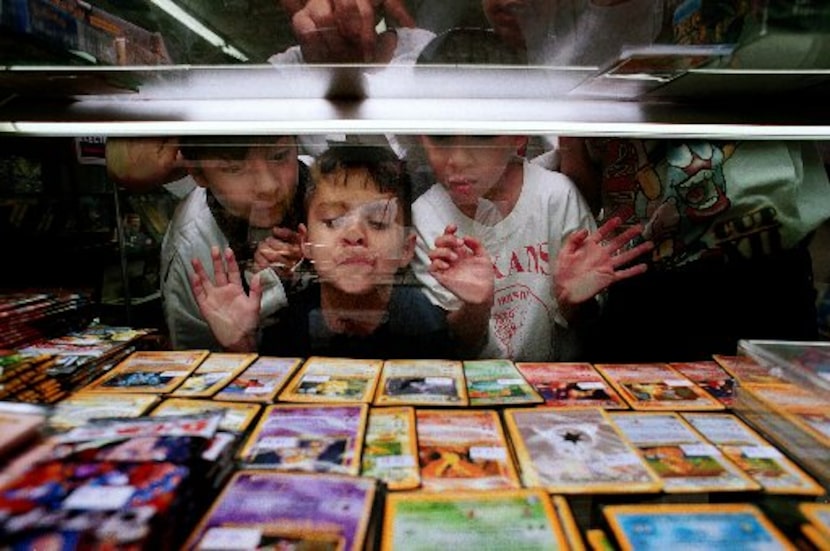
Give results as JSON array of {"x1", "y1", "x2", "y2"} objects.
[
  {"x1": 301, "y1": 169, "x2": 414, "y2": 295},
  {"x1": 194, "y1": 137, "x2": 299, "y2": 228},
  {"x1": 420, "y1": 135, "x2": 525, "y2": 209}
]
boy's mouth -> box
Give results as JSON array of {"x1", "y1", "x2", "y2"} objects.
[{"x1": 447, "y1": 177, "x2": 475, "y2": 196}]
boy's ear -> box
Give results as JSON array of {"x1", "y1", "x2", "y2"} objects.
[
  {"x1": 399, "y1": 230, "x2": 417, "y2": 268},
  {"x1": 189, "y1": 166, "x2": 209, "y2": 189},
  {"x1": 298, "y1": 223, "x2": 311, "y2": 258}
]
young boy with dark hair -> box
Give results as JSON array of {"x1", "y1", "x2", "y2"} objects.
[
  {"x1": 161, "y1": 135, "x2": 307, "y2": 350},
  {"x1": 189, "y1": 144, "x2": 492, "y2": 359}
]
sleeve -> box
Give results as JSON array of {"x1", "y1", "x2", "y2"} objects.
[{"x1": 161, "y1": 251, "x2": 221, "y2": 351}]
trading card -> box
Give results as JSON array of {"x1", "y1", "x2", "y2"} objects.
[
  {"x1": 213, "y1": 356, "x2": 302, "y2": 403},
  {"x1": 515, "y1": 362, "x2": 628, "y2": 409},
  {"x1": 360, "y1": 406, "x2": 420, "y2": 490},
  {"x1": 171, "y1": 352, "x2": 257, "y2": 398},
  {"x1": 463, "y1": 359, "x2": 543, "y2": 406},
  {"x1": 279, "y1": 356, "x2": 383, "y2": 404},
  {"x1": 374, "y1": 359, "x2": 468, "y2": 406}
]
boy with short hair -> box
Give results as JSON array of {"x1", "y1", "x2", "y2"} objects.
[
  {"x1": 161, "y1": 135, "x2": 306, "y2": 351},
  {"x1": 413, "y1": 134, "x2": 652, "y2": 362},
  {"x1": 189, "y1": 144, "x2": 492, "y2": 359}
]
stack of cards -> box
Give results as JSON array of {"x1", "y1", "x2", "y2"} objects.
[
  {"x1": 603, "y1": 503, "x2": 794, "y2": 550},
  {"x1": 279, "y1": 356, "x2": 383, "y2": 404},
  {"x1": 171, "y1": 352, "x2": 257, "y2": 398},
  {"x1": 238, "y1": 404, "x2": 368, "y2": 475},
  {"x1": 212, "y1": 356, "x2": 301, "y2": 403},
  {"x1": 595, "y1": 363, "x2": 724, "y2": 411},
  {"x1": 503, "y1": 407, "x2": 661, "y2": 494},
  {"x1": 382, "y1": 489, "x2": 569, "y2": 550},
  {"x1": 681, "y1": 412, "x2": 824, "y2": 496},
  {"x1": 462, "y1": 359, "x2": 542, "y2": 407},
  {"x1": 82, "y1": 350, "x2": 209, "y2": 394},
  {"x1": 515, "y1": 362, "x2": 627, "y2": 409},
  {"x1": 185, "y1": 470, "x2": 377, "y2": 551},
  {"x1": 610, "y1": 412, "x2": 759, "y2": 493},
  {"x1": 416, "y1": 408, "x2": 521, "y2": 491},
  {"x1": 374, "y1": 359, "x2": 468, "y2": 406},
  {"x1": 360, "y1": 406, "x2": 420, "y2": 490}
]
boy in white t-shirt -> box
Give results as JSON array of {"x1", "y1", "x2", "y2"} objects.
[{"x1": 413, "y1": 134, "x2": 653, "y2": 361}]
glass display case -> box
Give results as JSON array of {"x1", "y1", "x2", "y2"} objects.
[{"x1": 1, "y1": 1, "x2": 830, "y2": 549}]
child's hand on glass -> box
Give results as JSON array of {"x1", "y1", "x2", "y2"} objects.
[
  {"x1": 190, "y1": 246, "x2": 262, "y2": 352},
  {"x1": 428, "y1": 224, "x2": 495, "y2": 307},
  {"x1": 252, "y1": 227, "x2": 303, "y2": 280},
  {"x1": 553, "y1": 217, "x2": 653, "y2": 312}
]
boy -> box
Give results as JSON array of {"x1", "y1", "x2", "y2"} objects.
[
  {"x1": 413, "y1": 134, "x2": 652, "y2": 362},
  {"x1": 189, "y1": 145, "x2": 492, "y2": 359},
  {"x1": 161, "y1": 135, "x2": 306, "y2": 350}
]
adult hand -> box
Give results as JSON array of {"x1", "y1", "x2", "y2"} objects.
[
  {"x1": 252, "y1": 226, "x2": 303, "y2": 279},
  {"x1": 553, "y1": 217, "x2": 653, "y2": 308},
  {"x1": 429, "y1": 224, "x2": 494, "y2": 307},
  {"x1": 190, "y1": 246, "x2": 262, "y2": 351},
  {"x1": 105, "y1": 137, "x2": 184, "y2": 192},
  {"x1": 289, "y1": 0, "x2": 415, "y2": 62}
]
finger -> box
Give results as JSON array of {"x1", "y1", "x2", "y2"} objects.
[
  {"x1": 429, "y1": 258, "x2": 451, "y2": 272},
  {"x1": 190, "y1": 256, "x2": 212, "y2": 290},
  {"x1": 428, "y1": 247, "x2": 459, "y2": 264},
  {"x1": 613, "y1": 262, "x2": 649, "y2": 281},
  {"x1": 562, "y1": 228, "x2": 590, "y2": 253},
  {"x1": 433, "y1": 233, "x2": 465, "y2": 250},
  {"x1": 595, "y1": 216, "x2": 623, "y2": 241},
  {"x1": 333, "y1": 0, "x2": 376, "y2": 62},
  {"x1": 272, "y1": 226, "x2": 301, "y2": 244},
  {"x1": 381, "y1": 0, "x2": 416, "y2": 27},
  {"x1": 461, "y1": 236, "x2": 489, "y2": 259},
  {"x1": 293, "y1": 10, "x2": 330, "y2": 62},
  {"x1": 249, "y1": 272, "x2": 264, "y2": 304},
  {"x1": 189, "y1": 268, "x2": 206, "y2": 303},
  {"x1": 612, "y1": 240, "x2": 654, "y2": 267},
  {"x1": 210, "y1": 246, "x2": 228, "y2": 287},
  {"x1": 606, "y1": 224, "x2": 645, "y2": 252},
  {"x1": 224, "y1": 247, "x2": 244, "y2": 286}
]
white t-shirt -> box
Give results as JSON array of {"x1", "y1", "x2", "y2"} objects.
[{"x1": 412, "y1": 161, "x2": 595, "y2": 361}]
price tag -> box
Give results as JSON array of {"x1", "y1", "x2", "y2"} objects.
[
  {"x1": 199, "y1": 527, "x2": 262, "y2": 550},
  {"x1": 259, "y1": 436, "x2": 298, "y2": 449},
  {"x1": 303, "y1": 375, "x2": 331, "y2": 383},
  {"x1": 577, "y1": 381, "x2": 605, "y2": 390},
  {"x1": 497, "y1": 378, "x2": 524, "y2": 386},
  {"x1": 470, "y1": 446, "x2": 507, "y2": 461},
  {"x1": 375, "y1": 455, "x2": 416, "y2": 469},
  {"x1": 680, "y1": 444, "x2": 720, "y2": 457},
  {"x1": 243, "y1": 385, "x2": 270, "y2": 394},
  {"x1": 425, "y1": 377, "x2": 453, "y2": 386},
  {"x1": 665, "y1": 379, "x2": 694, "y2": 387},
  {"x1": 741, "y1": 446, "x2": 782, "y2": 459},
  {"x1": 62, "y1": 485, "x2": 134, "y2": 510},
  {"x1": 603, "y1": 453, "x2": 642, "y2": 468},
  {"x1": 162, "y1": 370, "x2": 185, "y2": 377}
]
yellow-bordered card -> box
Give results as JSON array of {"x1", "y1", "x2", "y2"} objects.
[
  {"x1": 374, "y1": 359, "x2": 468, "y2": 406},
  {"x1": 682, "y1": 412, "x2": 824, "y2": 496},
  {"x1": 551, "y1": 495, "x2": 586, "y2": 551},
  {"x1": 782, "y1": 406, "x2": 830, "y2": 446},
  {"x1": 184, "y1": 470, "x2": 377, "y2": 551},
  {"x1": 360, "y1": 406, "x2": 420, "y2": 491},
  {"x1": 82, "y1": 350, "x2": 209, "y2": 394},
  {"x1": 669, "y1": 361, "x2": 736, "y2": 407},
  {"x1": 503, "y1": 407, "x2": 661, "y2": 494},
  {"x1": 47, "y1": 391, "x2": 160, "y2": 430},
  {"x1": 170, "y1": 352, "x2": 257, "y2": 398},
  {"x1": 381, "y1": 488, "x2": 569, "y2": 551},
  {"x1": 416, "y1": 408, "x2": 521, "y2": 491},
  {"x1": 515, "y1": 362, "x2": 628, "y2": 409},
  {"x1": 713, "y1": 354, "x2": 789, "y2": 385},
  {"x1": 800, "y1": 503, "x2": 830, "y2": 545},
  {"x1": 585, "y1": 529, "x2": 614, "y2": 551},
  {"x1": 594, "y1": 363, "x2": 724, "y2": 411},
  {"x1": 603, "y1": 503, "x2": 795, "y2": 551},
  {"x1": 150, "y1": 398, "x2": 261, "y2": 434},
  {"x1": 462, "y1": 359, "x2": 543, "y2": 407},
  {"x1": 610, "y1": 411, "x2": 759, "y2": 493},
  {"x1": 212, "y1": 356, "x2": 302, "y2": 403},
  {"x1": 278, "y1": 356, "x2": 383, "y2": 404},
  {"x1": 238, "y1": 403, "x2": 368, "y2": 475}
]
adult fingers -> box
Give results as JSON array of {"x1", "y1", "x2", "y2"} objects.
[
  {"x1": 333, "y1": 0, "x2": 376, "y2": 62},
  {"x1": 380, "y1": 0, "x2": 416, "y2": 27}
]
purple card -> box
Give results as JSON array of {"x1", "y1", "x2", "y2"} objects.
[{"x1": 186, "y1": 470, "x2": 376, "y2": 551}]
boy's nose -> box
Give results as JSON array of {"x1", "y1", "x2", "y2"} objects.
[
  {"x1": 252, "y1": 160, "x2": 281, "y2": 196},
  {"x1": 341, "y1": 216, "x2": 367, "y2": 246},
  {"x1": 446, "y1": 145, "x2": 473, "y2": 169}
]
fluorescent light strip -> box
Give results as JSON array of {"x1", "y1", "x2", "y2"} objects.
[{"x1": 149, "y1": 0, "x2": 248, "y2": 62}]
